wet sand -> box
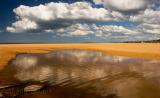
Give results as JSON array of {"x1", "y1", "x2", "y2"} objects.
[
  {"x1": 0, "y1": 48, "x2": 160, "y2": 98},
  {"x1": 0, "y1": 43, "x2": 160, "y2": 70},
  {"x1": 0, "y1": 44, "x2": 160, "y2": 98}
]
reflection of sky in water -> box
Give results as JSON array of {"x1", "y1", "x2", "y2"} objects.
[{"x1": 1, "y1": 49, "x2": 160, "y2": 97}]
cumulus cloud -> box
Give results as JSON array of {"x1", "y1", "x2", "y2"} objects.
[
  {"x1": 5, "y1": 1, "x2": 160, "y2": 40},
  {"x1": 103, "y1": 0, "x2": 160, "y2": 12},
  {"x1": 93, "y1": 25, "x2": 141, "y2": 37},
  {"x1": 43, "y1": 23, "x2": 141, "y2": 37},
  {"x1": 67, "y1": 30, "x2": 94, "y2": 36},
  {"x1": 130, "y1": 9, "x2": 160, "y2": 24},
  {"x1": 136, "y1": 23, "x2": 160, "y2": 34},
  {"x1": 104, "y1": 0, "x2": 149, "y2": 12},
  {"x1": 6, "y1": 18, "x2": 38, "y2": 32},
  {"x1": 130, "y1": 9, "x2": 160, "y2": 34},
  {"x1": 6, "y1": 2, "x2": 127, "y2": 33},
  {"x1": 13, "y1": 2, "x2": 108, "y2": 21},
  {"x1": 54, "y1": 21, "x2": 160, "y2": 40}
]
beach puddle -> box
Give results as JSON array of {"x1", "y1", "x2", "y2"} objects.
[{"x1": 0, "y1": 49, "x2": 160, "y2": 98}]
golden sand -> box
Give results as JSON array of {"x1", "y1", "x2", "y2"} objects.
[{"x1": 0, "y1": 43, "x2": 160, "y2": 70}]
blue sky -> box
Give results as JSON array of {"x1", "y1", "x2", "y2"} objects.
[{"x1": 0, "y1": 0, "x2": 160, "y2": 43}]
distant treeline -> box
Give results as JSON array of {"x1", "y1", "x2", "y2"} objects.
[{"x1": 125, "y1": 39, "x2": 160, "y2": 43}]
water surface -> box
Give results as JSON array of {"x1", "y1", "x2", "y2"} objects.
[{"x1": 0, "y1": 49, "x2": 160, "y2": 98}]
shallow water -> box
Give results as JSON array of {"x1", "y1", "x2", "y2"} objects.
[{"x1": 0, "y1": 49, "x2": 160, "y2": 98}]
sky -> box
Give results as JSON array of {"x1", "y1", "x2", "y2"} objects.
[{"x1": 0, "y1": 0, "x2": 160, "y2": 43}]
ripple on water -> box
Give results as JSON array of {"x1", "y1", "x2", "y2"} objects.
[{"x1": 0, "y1": 49, "x2": 160, "y2": 98}]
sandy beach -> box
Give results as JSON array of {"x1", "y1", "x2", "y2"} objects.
[
  {"x1": 0, "y1": 43, "x2": 160, "y2": 98},
  {"x1": 0, "y1": 43, "x2": 160, "y2": 70}
]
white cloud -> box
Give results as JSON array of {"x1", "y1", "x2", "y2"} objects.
[
  {"x1": 104, "y1": 0, "x2": 149, "y2": 12},
  {"x1": 137, "y1": 23, "x2": 160, "y2": 34},
  {"x1": 96, "y1": 25, "x2": 140, "y2": 34},
  {"x1": 13, "y1": 2, "x2": 123, "y2": 21},
  {"x1": 91, "y1": 24, "x2": 141, "y2": 37},
  {"x1": 6, "y1": 2, "x2": 127, "y2": 33},
  {"x1": 67, "y1": 30, "x2": 94, "y2": 36},
  {"x1": 103, "y1": 0, "x2": 160, "y2": 12},
  {"x1": 14, "y1": 2, "x2": 107, "y2": 21},
  {"x1": 7, "y1": 18, "x2": 38, "y2": 32},
  {"x1": 45, "y1": 23, "x2": 95, "y2": 36},
  {"x1": 130, "y1": 9, "x2": 160, "y2": 34},
  {"x1": 54, "y1": 22, "x2": 160, "y2": 40},
  {"x1": 130, "y1": 9, "x2": 160, "y2": 24},
  {"x1": 45, "y1": 23, "x2": 141, "y2": 37},
  {"x1": 5, "y1": 1, "x2": 160, "y2": 39}
]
